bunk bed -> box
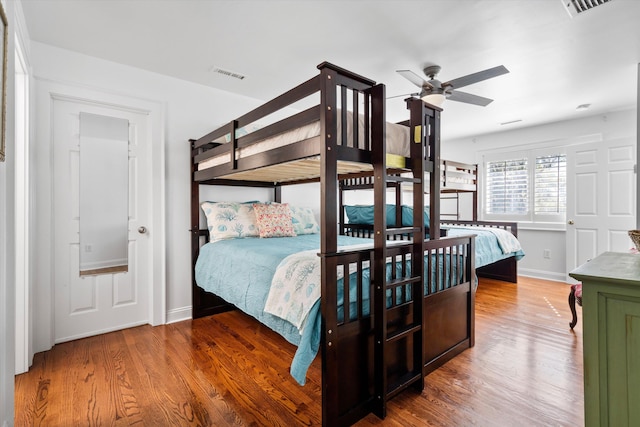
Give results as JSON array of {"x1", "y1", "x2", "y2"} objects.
[
  {"x1": 438, "y1": 161, "x2": 523, "y2": 282},
  {"x1": 441, "y1": 220, "x2": 522, "y2": 283},
  {"x1": 190, "y1": 62, "x2": 476, "y2": 426},
  {"x1": 339, "y1": 161, "x2": 524, "y2": 284},
  {"x1": 440, "y1": 160, "x2": 478, "y2": 220}
]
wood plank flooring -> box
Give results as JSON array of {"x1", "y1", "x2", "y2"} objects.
[{"x1": 15, "y1": 276, "x2": 584, "y2": 426}]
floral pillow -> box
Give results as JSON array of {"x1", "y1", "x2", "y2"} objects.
[
  {"x1": 253, "y1": 203, "x2": 297, "y2": 238},
  {"x1": 290, "y1": 205, "x2": 320, "y2": 235},
  {"x1": 201, "y1": 201, "x2": 259, "y2": 242}
]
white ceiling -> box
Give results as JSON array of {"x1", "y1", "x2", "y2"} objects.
[{"x1": 20, "y1": 0, "x2": 640, "y2": 140}]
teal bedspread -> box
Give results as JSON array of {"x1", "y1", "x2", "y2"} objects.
[
  {"x1": 344, "y1": 205, "x2": 524, "y2": 267},
  {"x1": 195, "y1": 232, "x2": 496, "y2": 385},
  {"x1": 195, "y1": 234, "x2": 368, "y2": 385},
  {"x1": 444, "y1": 227, "x2": 525, "y2": 267}
]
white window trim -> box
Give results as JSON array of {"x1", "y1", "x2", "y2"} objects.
[
  {"x1": 483, "y1": 152, "x2": 529, "y2": 219},
  {"x1": 531, "y1": 148, "x2": 566, "y2": 223},
  {"x1": 480, "y1": 146, "x2": 567, "y2": 224},
  {"x1": 476, "y1": 133, "x2": 603, "y2": 225}
]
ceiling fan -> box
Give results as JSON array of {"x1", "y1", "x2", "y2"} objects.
[{"x1": 395, "y1": 64, "x2": 509, "y2": 107}]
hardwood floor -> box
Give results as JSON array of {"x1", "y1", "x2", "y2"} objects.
[{"x1": 15, "y1": 276, "x2": 584, "y2": 426}]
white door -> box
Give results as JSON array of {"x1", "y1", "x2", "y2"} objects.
[
  {"x1": 52, "y1": 98, "x2": 151, "y2": 342},
  {"x1": 566, "y1": 137, "x2": 636, "y2": 282}
]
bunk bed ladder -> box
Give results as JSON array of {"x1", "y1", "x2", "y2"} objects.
[{"x1": 372, "y1": 97, "x2": 427, "y2": 419}]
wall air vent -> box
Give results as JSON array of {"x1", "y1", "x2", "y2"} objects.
[
  {"x1": 561, "y1": 0, "x2": 613, "y2": 18},
  {"x1": 500, "y1": 119, "x2": 522, "y2": 126},
  {"x1": 209, "y1": 66, "x2": 246, "y2": 80}
]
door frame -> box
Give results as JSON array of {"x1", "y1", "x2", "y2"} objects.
[
  {"x1": 14, "y1": 33, "x2": 30, "y2": 374},
  {"x1": 566, "y1": 135, "x2": 637, "y2": 282},
  {"x1": 34, "y1": 79, "x2": 166, "y2": 353}
]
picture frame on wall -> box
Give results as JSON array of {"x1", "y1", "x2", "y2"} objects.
[{"x1": 0, "y1": 2, "x2": 7, "y2": 162}]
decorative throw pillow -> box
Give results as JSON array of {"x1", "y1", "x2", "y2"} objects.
[
  {"x1": 344, "y1": 204, "x2": 396, "y2": 226},
  {"x1": 201, "y1": 201, "x2": 259, "y2": 242},
  {"x1": 401, "y1": 205, "x2": 430, "y2": 231},
  {"x1": 344, "y1": 204, "x2": 431, "y2": 230},
  {"x1": 253, "y1": 203, "x2": 297, "y2": 238},
  {"x1": 289, "y1": 205, "x2": 320, "y2": 235}
]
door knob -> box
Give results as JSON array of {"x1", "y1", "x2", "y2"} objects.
[
  {"x1": 138, "y1": 226, "x2": 147, "y2": 234},
  {"x1": 568, "y1": 220, "x2": 574, "y2": 225}
]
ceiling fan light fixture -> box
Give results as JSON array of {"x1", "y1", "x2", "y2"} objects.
[
  {"x1": 398, "y1": 64, "x2": 508, "y2": 108},
  {"x1": 420, "y1": 90, "x2": 446, "y2": 107}
]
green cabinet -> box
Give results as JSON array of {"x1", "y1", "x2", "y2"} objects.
[{"x1": 570, "y1": 252, "x2": 640, "y2": 427}]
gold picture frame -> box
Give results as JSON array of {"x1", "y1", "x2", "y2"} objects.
[{"x1": 0, "y1": 3, "x2": 7, "y2": 162}]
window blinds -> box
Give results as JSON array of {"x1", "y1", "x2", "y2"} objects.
[{"x1": 485, "y1": 158, "x2": 529, "y2": 215}]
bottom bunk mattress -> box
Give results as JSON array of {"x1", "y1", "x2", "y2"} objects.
[
  {"x1": 342, "y1": 205, "x2": 525, "y2": 268},
  {"x1": 195, "y1": 234, "x2": 467, "y2": 385},
  {"x1": 443, "y1": 226, "x2": 525, "y2": 267}
]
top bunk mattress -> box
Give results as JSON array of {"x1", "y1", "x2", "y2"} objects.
[
  {"x1": 440, "y1": 160, "x2": 477, "y2": 192},
  {"x1": 197, "y1": 111, "x2": 411, "y2": 182}
]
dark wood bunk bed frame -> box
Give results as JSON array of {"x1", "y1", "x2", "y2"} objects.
[
  {"x1": 439, "y1": 161, "x2": 519, "y2": 283},
  {"x1": 190, "y1": 62, "x2": 476, "y2": 426},
  {"x1": 339, "y1": 160, "x2": 520, "y2": 283}
]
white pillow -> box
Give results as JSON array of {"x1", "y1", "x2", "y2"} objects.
[
  {"x1": 290, "y1": 205, "x2": 320, "y2": 235},
  {"x1": 201, "y1": 201, "x2": 259, "y2": 242}
]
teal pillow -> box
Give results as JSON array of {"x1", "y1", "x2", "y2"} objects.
[
  {"x1": 345, "y1": 205, "x2": 397, "y2": 226},
  {"x1": 401, "y1": 205, "x2": 430, "y2": 230},
  {"x1": 345, "y1": 204, "x2": 429, "y2": 230},
  {"x1": 344, "y1": 204, "x2": 430, "y2": 231}
]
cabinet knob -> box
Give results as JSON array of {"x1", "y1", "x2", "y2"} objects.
[{"x1": 568, "y1": 220, "x2": 574, "y2": 225}]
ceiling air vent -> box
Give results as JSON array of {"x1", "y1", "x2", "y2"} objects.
[
  {"x1": 209, "y1": 66, "x2": 246, "y2": 80},
  {"x1": 561, "y1": 0, "x2": 613, "y2": 18}
]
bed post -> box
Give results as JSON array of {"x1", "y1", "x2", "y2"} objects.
[
  {"x1": 274, "y1": 184, "x2": 282, "y2": 203},
  {"x1": 190, "y1": 139, "x2": 204, "y2": 318},
  {"x1": 472, "y1": 172, "x2": 479, "y2": 221},
  {"x1": 338, "y1": 180, "x2": 345, "y2": 235},
  {"x1": 190, "y1": 139, "x2": 234, "y2": 318},
  {"x1": 372, "y1": 83, "x2": 388, "y2": 419},
  {"x1": 406, "y1": 97, "x2": 430, "y2": 389},
  {"x1": 318, "y1": 63, "x2": 340, "y2": 427},
  {"x1": 406, "y1": 99, "x2": 441, "y2": 238},
  {"x1": 429, "y1": 107, "x2": 441, "y2": 239}
]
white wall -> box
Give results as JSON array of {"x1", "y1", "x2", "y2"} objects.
[
  {"x1": 30, "y1": 41, "x2": 276, "y2": 349},
  {"x1": 1, "y1": 0, "x2": 17, "y2": 423},
  {"x1": 442, "y1": 108, "x2": 637, "y2": 281}
]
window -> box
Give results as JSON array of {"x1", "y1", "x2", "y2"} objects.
[
  {"x1": 483, "y1": 149, "x2": 566, "y2": 224},
  {"x1": 534, "y1": 154, "x2": 566, "y2": 216},
  {"x1": 485, "y1": 158, "x2": 528, "y2": 215}
]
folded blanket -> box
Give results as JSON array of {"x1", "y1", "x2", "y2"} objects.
[
  {"x1": 264, "y1": 250, "x2": 320, "y2": 334},
  {"x1": 482, "y1": 227, "x2": 522, "y2": 254},
  {"x1": 265, "y1": 244, "x2": 371, "y2": 335}
]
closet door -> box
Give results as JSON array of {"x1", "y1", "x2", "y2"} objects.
[
  {"x1": 565, "y1": 138, "x2": 636, "y2": 281},
  {"x1": 52, "y1": 97, "x2": 152, "y2": 342}
]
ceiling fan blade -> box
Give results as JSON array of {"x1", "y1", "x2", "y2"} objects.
[
  {"x1": 443, "y1": 65, "x2": 509, "y2": 90},
  {"x1": 447, "y1": 90, "x2": 494, "y2": 106},
  {"x1": 396, "y1": 70, "x2": 433, "y2": 89},
  {"x1": 387, "y1": 92, "x2": 419, "y2": 100}
]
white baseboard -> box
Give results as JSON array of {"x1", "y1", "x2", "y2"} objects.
[
  {"x1": 55, "y1": 320, "x2": 149, "y2": 344},
  {"x1": 519, "y1": 267, "x2": 567, "y2": 283},
  {"x1": 166, "y1": 306, "x2": 192, "y2": 324}
]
